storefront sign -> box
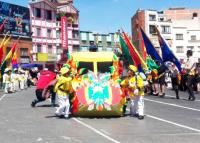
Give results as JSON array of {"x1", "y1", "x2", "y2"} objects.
[
  {"x1": 61, "y1": 16, "x2": 68, "y2": 49},
  {"x1": 37, "y1": 53, "x2": 57, "y2": 62}
]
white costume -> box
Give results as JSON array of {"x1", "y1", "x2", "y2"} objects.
[
  {"x1": 3, "y1": 69, "x2": 12, "y2": 93},
  {"x1": 11, "y1": 69, "x2": 19, "y2": 92},
  {"x1": 19, "y1": 71, "x2": 25, "y2": 90}
]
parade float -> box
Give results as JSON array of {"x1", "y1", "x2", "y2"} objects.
[{"x1": 66, "y1": 52, "x2": 125, "y2": 117}]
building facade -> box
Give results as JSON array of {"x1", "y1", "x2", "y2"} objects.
[
  {"x1": 0, "y1": 1, "x2": 32, "y2": 64},
  {"x1": 131, "y1": 9, "x2": 172, "y2": 56},
  {"x1": 29, "y1": 0, "x2": 79, "y2": 66},
  {"x1": 79, "y1": 31, "x2": 119, "y2": 52},
  {"x1": 131, "y1": 8, "x2": 200, "y2": 60}
]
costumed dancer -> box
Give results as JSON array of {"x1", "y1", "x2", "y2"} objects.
[
  {"x1": 11, "y1": 68, "x2": 19, "y2": 92},
  {"x1": 19, "y1": 70, "x2": 25, "y2": 90},
  {"x1": 3, "y1": 68, "x2": 13, "y2": 93},
  {"x1": 121, "y1": 65, "x2": 145, "y2": 120},
  {"x1": 24, "y1": 69, "x2": 29, "y2": 89},
  {"x1": 151, "y1": 69, "x2": 159, "y2": 96},
  {"x1": 31, "y1": 69, "x2": 56, "y2": 107},
  {"x1": 54, "y1": 67, "x2": 73, "y2": 119},
  {"x1": 170, "y1": 64, "x2": 181, "y2": 99},
  {"x1": 157, "y1": 64, "x2": 167, "y2": 97}
]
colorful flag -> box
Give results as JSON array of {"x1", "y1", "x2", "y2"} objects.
[
  {"x1": 119, "y1": 35, "x2": 133, "y2": 64},
  {"x1": 0, "y1": 35, "x2": 11, "y2": 63},
  {"x1": 122, "y1": 31, "x2": 148, "y2": 71},
  {"x1": 139, "y1": 30, "x2": 147, "y2": 61},
  {"x1": 1, "y1": 40, "x2": 18, "y2": 74},
  {"x1": 146, "y1": 56, "x2": 159, "y2": 70},
  {"x1": 12, "y1": 50, "x2": 18, "y2": 65},
  {"x1": 140, "y1": 28, "x2": 163, "y2": 64},
  {"x1": 156, "y1": 28, "x2": 182, "y2": 72}
]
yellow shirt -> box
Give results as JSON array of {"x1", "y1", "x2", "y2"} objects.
[
  {"x1": 121, "y1": 75, "x2": 144, "y2": 96},
  {"x1": 54, "y1": 76, "x2": 73, "y2": 96}
]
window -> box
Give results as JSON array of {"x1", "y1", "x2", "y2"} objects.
[
  {"x1": 47, "y1": 29, "x2": 52, "y2": 38},
  {"x1": 187, "y1": 46, "x2": 194, "y2": 51},
  {"x1": 191, "y1": 35, "x2": 196, "y2": 41},
  {"x1": 107, "y1": 42, "x2": 112, "y2": 47},
  {"x1": 193, "y1": 12, "x2": 198, "y2": 18},
  {"x1": 81, "y1": 40, "x2": 87, "y2": 45},
  {"x1": 176, "y1": 46, "x2": 184, "y2": 53},
  {"x1": 37, "y1": 44, "x2": 41, "y2": 53},
  {"x1": 48, "y1": 45, "x2": 52, "y2": 53},
  {"x1": 78, "y1": 62, "x2": 93, "y2": 72},
  {"x1": 149, "y1": 25, "x2": 156, "y2": 34},
  {"x1": 56, "y1": 30, "x2": 60, "y2": 38},
  {"x1": 161, "y1": 26, "x2": 171, "y2": 34},
  {"x1": 46, "y1": 10, "x2": 52, "y2": 20},
  {"x1": 36, "y1": 28, "x2": 41, "y2": 36},
  {"x1": 20, "y1": 48, "x2": 28, "y2": 56},
  {"x1": 176, "y1": 34, "x2": 183, "y2": 40},
  {"x1": 73, "y1": 30, "x2": 79, "y2": 39},
  {"x1": 97, "y1": 62, "x2": 113, "y2": 73},
  {"x1": 35, "y1": 8, "x2": 41, "y2": 18},
  {"x1": 149, "y1": 15, "x2": 156, "y2": 21},
  {"x1": 198, "y1": 46, "x2": 200, "y2": 52},
  {"x1": 80, "y1": 46, "x2": 88, "y2": 51}
]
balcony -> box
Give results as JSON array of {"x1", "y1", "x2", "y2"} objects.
[{"x1": 188, "y1": 39, "x2": 200, "y2": 42}]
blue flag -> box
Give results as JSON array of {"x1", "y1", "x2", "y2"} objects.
[
  {"x1": 157, "y1": 32, "x2": 182, "y2": 72},
  {"x1": 140, "y1": 28, "x2": 163, "y2": 64}
]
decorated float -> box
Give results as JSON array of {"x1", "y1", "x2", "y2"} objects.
[{"x1": 66, "y1": 52, "x2": 125, "y2": 117}]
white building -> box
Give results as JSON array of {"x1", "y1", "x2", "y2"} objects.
[
  {"x1": 132, "y1": 8, "x2": 200, "y2": 61},
  {"x1": 171, "y1": 18, "x2": 200, "y2": 61}
]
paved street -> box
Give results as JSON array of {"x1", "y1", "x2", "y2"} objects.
[{"x1": 0, "y1": 87, "x2": 200, "y2": 143}]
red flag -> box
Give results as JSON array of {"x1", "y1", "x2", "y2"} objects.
[
  {"x1": 122, "y1": 31, "x2": 148, "y2": 70},
  {"x1": 122, "y1": 32, "x2": 142, "y2": 68},
  {"x1": 12, "y1": 50, "x2": 18, "y2": 65}
]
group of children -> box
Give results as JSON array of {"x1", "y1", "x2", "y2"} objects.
[{"x1": 2, "y1": 67, "x2": 31, "y2": 93}]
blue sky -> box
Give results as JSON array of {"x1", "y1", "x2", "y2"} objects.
[{"x1": 2, "y1": 0, "x2": 200, "y2": 33}]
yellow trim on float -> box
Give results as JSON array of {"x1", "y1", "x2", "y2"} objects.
[
  {"x1": 71, "y1": 52, "x2": 115, "y2": 62},
  {"x1": 71, "y1": 52, "x2": 115, "y2": 75}
]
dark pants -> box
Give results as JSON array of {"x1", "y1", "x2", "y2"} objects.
[
  {"x1": 171, "y1": 77, "x2": 179, "y2": 98},
  {"x1": 33, "y1": 89, "x2": 45, "y2": 104},
  {"x1": 33, "y1": 88, "x2": 56, "y2": 106},
  {"x1": 186, "y1": 75, "x2": 196, "y2": 100}
]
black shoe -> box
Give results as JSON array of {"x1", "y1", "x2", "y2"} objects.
[
  {"x1": 31, "y1": 101, "x2": 36, "y2": 107},
  {"x1": 159, "y1": 93, "x2": 165, "y2": 98},
  {"x1": 132, "y1": 114, "x2": 139, "y2": 117},
  {"x1": 153, "y1": 93, "x2": 159, "y2": 96},
  {"x1": 176, "y1": 95, "x2": 180, "y2": 99},
  {"x1": 138, "y1": 115, "x2": 144, "y2": 120},
  {"x1": 191, "y1": 97, "x2": 196, "y2": 101},
  {"x1": 51, "y1": 104, "x2": 57, "y2": 107}
]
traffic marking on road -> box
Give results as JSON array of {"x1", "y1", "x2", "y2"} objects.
[
  {"x1": 145, "y1": 98, "x2": 200, "y2": 112},
  {"x1": 146, "y1": 114, "x2": 200, "y2": 133},
  {"x1": 0, "y1": 94, "x2": 6, "y2": 101},
  {"x1": 73, "y1": 118, "x2": 121, "y2": 143}
]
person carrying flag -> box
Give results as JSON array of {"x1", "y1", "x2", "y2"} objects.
[{"x1": 184, "y1": 50, "x2": 197, "y2": 101}]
